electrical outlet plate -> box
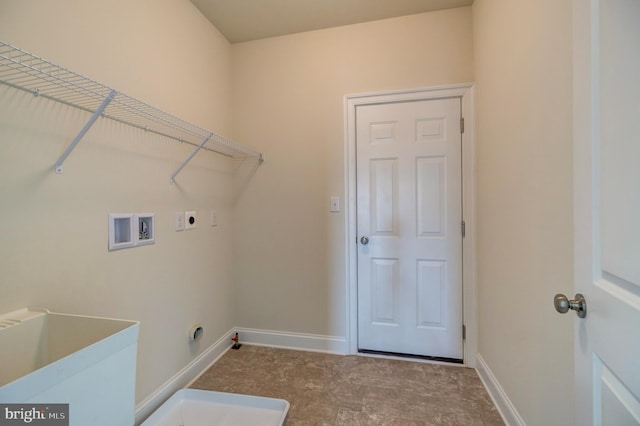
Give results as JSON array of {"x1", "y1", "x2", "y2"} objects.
[{"x1": 185, "y1": 211, "x2": 197, "y2": 230}]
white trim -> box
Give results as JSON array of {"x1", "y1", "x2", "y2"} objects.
[
  {"x1": 475, "y1": 353, "x2": 525, "y2": 426},
  {"x1": 235, "y1": 327, "x2": 348, "y2": 355},
  {"x1": 134, "y1": 328, "x2": 236, "y2": 425},
  {"x1": 343, "y1": 83, "x2": 477, "y2": 366}
]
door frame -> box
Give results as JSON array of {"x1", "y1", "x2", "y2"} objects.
[
  {"x1": 573, "y1": 1, "x2": 597, "y2": 421},
  {"x1": 343, "y1": 83, "x2": 477, "y2": 366}
]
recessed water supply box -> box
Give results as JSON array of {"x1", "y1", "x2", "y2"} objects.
[
  {"x1": 109, "y1": 213, "x2": 135, "y2": 250},
  {"x1": 109, "y1": 213, "x2": 155, "y2": 250},
  {"x1": 136, "y1": 213, "x2": 155, "y2": 246},
  {"x1": 0, "y1": 308, "x2": 140, "y2": 426}
]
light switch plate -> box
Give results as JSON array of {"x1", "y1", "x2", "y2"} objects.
[
  {"x1": 330, "y1": 196, "x2": 340, "y2": 212},
  {"x1": 175, "y1": 212, "x2": 185, "y2": 231}
]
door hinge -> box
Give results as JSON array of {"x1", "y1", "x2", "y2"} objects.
[
  {"x1": 460, "y1": 117, "x2": 465, "y2": 134},
  {"x1": 461, "y1": 220, "x2": 466, "y2": 238},
  {"x1": 463, "y1": 324, "x2": 466, "y2": 340}
]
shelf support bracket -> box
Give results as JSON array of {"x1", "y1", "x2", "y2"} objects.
[
  {"x1": 170, "y1": 133, "x2": 213, "y2": 183},
  {"x1": 55, "y1": 89, "x2": 117, "y2": 174}
]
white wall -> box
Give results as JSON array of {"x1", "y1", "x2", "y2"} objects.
[
  {"x1": 231, "y1": 8, "x2": 473, "y2": 338},
  {"x1": 472, "y1": 0, "x2": 574, "y2": 424},
  {"x1": 0, "y1": 0, "x2": 234, "y2": 404}
]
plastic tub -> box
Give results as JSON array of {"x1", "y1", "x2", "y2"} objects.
[{"x1": 141, "y1": 389, "x2": 289, "y2": 426}]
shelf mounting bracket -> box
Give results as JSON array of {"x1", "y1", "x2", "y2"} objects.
[
  {"x1": 170, "y1": 133, "x2": 213, "y2": 183},
  {"x1": 55, "y1": 89, "x2": 117, "y2": 174}
]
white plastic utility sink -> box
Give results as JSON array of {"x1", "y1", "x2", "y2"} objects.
[{"x1": 141, "y1": 389, "x2": 290, "y2": 426}]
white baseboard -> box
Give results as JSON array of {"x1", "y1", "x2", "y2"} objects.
[
  {"x1": 235, "y1": 327, "x2": 348, "y2": 355},
  {"x1": 135, "y1": 327, "x2": 345, "y2": 423},
  {"x1": 475, "y1": 353, "x2": 526, "y2": 426},
  {"x1": 134, "y1": 328, "x2": 236, "y2": 425}
]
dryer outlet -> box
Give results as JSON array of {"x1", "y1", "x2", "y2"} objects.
[{"x1": 185, "y1": 211, "x2": 197, "y2": 230}]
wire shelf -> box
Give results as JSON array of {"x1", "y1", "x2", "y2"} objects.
[{"x1": 0, "y1": 41, "x2": 263, "y2": 180}]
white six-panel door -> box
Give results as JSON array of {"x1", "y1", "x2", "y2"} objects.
[
  {"x1": 573, "y1": 0, "x2": 640, "y2": 424},
  {"x1": 356, "y1": 98, "x2": 463, "y2": 359}
]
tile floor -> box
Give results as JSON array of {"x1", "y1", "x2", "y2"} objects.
[{"x1": 190, "y1": 345, "x2": 503, "y2": 425}]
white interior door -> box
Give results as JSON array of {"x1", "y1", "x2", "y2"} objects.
[
  {"x1": 573, "y1": 1, "x2": 640, "y2": 424},
  {"x1": 356, "y1": 98, "x2": 463, "y2": 360}
]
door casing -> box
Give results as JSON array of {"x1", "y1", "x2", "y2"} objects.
[{"x1": 344, "y1": 84, "x2": 477, "y2": 366}]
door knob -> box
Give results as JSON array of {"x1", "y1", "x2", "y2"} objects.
[
  {"x1": 554, "y1": 293, "x2": 587, "y2": 318},
  {"x1": 360, "y1": 236, "x2": 369, "y2": 245}
]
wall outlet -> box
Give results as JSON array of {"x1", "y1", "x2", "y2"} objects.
[
  {"x1": 185, "y1": 211, "x2": 197, "y2": 230},
  {"x1": 175, "y1": 212, "x2": 185, "y2": 231}
]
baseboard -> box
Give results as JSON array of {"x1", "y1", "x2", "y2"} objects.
[
  {"x1": 235, "y1": 327, "x2": 348, "y2": 355},
  {"x1": 134, "y1": 328, "x2": 236, "y2": 425},
  {"x1": 135, "y1": 327, "x2": 345, "y2": 423},
  {"x1": 475, "y1": 353, "x2": 526, "y2": 426}
]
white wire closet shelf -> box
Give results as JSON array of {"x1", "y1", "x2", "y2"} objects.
[{"x1": 0, "y1": 41, "x2": 263, "y2": 181}]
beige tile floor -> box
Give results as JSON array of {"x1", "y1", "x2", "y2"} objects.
[{"x1": 190, "y1": 345, "x2": 504, "y2": 425}]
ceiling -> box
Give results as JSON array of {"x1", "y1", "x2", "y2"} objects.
[{"x1": 190, "y1": 0, "x2": 473, "y2": 43}]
